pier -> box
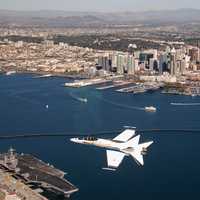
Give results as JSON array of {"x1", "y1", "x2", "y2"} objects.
[
  {"x1": 116, "y1": 83, "x2": 163, "y2": 93},
  {"x1": 64, "y1": 78, "x2": 112, "y2": 88},
  {"x1": 116, "y1": 85, "x2": 146, "y2": 93},
  {"x1": 96, "y1": 81, "x2": 132, "y2": 90}
]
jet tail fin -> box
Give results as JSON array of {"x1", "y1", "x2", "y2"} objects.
[
  {"x1": 139, "y1": 141, "x2": 154, "y2": 149},
  {"x1": 121, "y1": 135, "x2": 140, "y2": 149}
]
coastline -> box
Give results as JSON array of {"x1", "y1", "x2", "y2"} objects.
[
  {"x1": 1, "y1": 69, "x2": 200, "y2": 97},
  {"x1": 0, "y1": 68, "x2": 87, "y2": 79}
]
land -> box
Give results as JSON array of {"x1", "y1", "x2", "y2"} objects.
[{"x1": 0, "y1": 9, "x2": 200, "y2": 96}]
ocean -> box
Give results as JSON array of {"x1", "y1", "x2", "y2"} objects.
[{"x1": 0, "y1": 73, "x2": 200, "y2": 200}]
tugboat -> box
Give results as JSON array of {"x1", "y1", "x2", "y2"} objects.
[{"x1": 145, "y1": 106, "x2": 157, "y2": 112}]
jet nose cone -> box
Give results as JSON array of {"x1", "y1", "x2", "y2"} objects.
[{"x1": 70, "y1": 138, "x2": 78, "y2": 143}]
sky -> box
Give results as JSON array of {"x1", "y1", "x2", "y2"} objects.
[{"x1": 0, "y1": 0, "x2": 200, "y2": 12}]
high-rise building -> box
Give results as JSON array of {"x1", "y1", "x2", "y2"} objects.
[
  {"x1": 97, "y1": 56, "x2": 111, "y2": 71},
  {"x1": 189, "y1": 48, "x2": 199, "y2": 62},
  {"x1": 170, "y1": 48, "x2": 177, "y2": 76},
  {"x1": 134, "y1": 59, "x2": 140, "y2": 72},
  {"x1": 159, "y1": 53, "x2": 169, "y2": 74},
  {"x1": 116, "y1": 54, "x2": 125, "y2": 74},
  {"x1": 127, "y1": 55, "x2": 135, "y2": 75},
  {"x1": 149, "y1": 58, "x2": 155, "y2": 71},
  {"x1": 139, "y1": 52, "x2": 154, "y2": 69}
]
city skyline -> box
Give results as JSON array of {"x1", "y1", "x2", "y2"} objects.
[{"x1": 0, "y1": 0, "x2": 200, "y2": 12}]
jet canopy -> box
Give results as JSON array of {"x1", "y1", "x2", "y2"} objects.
[{"x1": 83, "y1": 136, "x2": 97, "y2": 141}]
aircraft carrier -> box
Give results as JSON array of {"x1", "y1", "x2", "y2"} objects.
[{"x1": 0, "y1": 148, "x2": 78, "y2": 199}]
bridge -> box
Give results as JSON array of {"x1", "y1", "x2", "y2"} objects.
[{"x1": 0, "y1": 129, "x2": 199, "y2": 140}]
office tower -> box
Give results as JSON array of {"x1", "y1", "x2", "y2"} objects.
[
  {"x1": 170, "y1": 48, "x2": 177, "y2": 76},
  {"x1": 149, "y1": 58, "x2": 155, "y2": 71},
  {"x1": 159, "y1": 53, "x2": 169, "y2": 74},
  {"x1": 97, "y1": 56, "x2": 111, "y2": 71},
  {"x1": 180, "y1": 59, "x2": 186, "y2": 75},
  {"x1": 189, "y1": 48, "x2": 199, "y2": 62},
  {"x1": 127, "y1": 55, "x2": 135, "y2": 75},
  {"x1": 116, "y1": 54, "x2": 125, "y2": 74},
  {"x1": 139, "y1": 52, "x2": 154, "y2": 69}
]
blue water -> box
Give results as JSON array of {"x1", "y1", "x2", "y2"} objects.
[{"x1": 0, "y1": 73, "x2": 200, "y2": 200}]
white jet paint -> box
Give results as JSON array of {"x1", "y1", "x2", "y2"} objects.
[{"x1": 70, "y1": 128, "x2": 153, "y2": 170}]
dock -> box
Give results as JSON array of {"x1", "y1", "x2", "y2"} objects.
[
  {"x1": 116, "y1": 83, "x2": 163, "y2": 93},
  {"x1": 96, "y1": 81, "x2": 132, "y2": 90},
  {"x1": 64, "y1": 78, "x2": 112, "y2": 88},
  {"x1": 117, "y1": 85, "x2": 146, "y2": 93}
]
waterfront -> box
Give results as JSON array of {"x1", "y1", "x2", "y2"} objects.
[{"x1": 1, "y1": 74, "x2": 200, "y2": 200}]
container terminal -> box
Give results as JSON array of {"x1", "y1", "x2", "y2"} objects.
[{"x1": 0, "y1": 148, "x2": 78, "y2": 200}]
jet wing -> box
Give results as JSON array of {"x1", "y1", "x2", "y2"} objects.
[
  {"x1": 113, "y1": 129, "x2": 135, "y2": 142},
  {"x1": 131, "y1": 151, "x2": 144, "y2": 166},
  {"x1": 106, "y1": 150, "x2": 125, "y2": 168}
]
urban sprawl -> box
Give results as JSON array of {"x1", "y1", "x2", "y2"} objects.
[{"x1": 1, "y1": 28, "x2": 200, "y2": 97}]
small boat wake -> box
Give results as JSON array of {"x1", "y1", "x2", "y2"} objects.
[
  {"x1": 171, "y1": 103, "x2": 200, "y2": 106},
  {"x1": 69, "y1": 93, "x2": 88, "y2": 103},
  {"x1": 97, "y1": 96, "x2": 144, "y2": 111}
]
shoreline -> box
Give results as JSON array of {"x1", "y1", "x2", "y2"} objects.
[
  {"x1": 1, "y1": 69, "x2": 200, "y2": 97},
  {"x1": 0, "y1": 68, "x2": 87, "y2": 79}
]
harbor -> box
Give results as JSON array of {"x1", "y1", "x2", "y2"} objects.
[
  {"x1": 64, "y1": 76, "x2": 164, "y2": 96},
  {"x1": 64, "y1": 78, "x2": 112, "y2": 88},
  {"x1": 1, "y1": 73, "x2": 200, "y2": 200},
  {"x1": 116, "y1": 83, "x2": 163, "y2": 94}
]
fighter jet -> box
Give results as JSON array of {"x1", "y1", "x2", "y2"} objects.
[{"x1": 70, "y1": 128, "x2": 153, "y2": 170}]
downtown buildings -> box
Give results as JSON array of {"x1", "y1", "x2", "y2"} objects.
[{"x1": 96, "y1": 45, "x2": 200, "y2": 79}]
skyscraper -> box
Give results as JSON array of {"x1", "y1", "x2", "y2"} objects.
[
  {"x1": 116, "y1": 54, "x2": 125, "y2": 74},
  {"x1": 170, "y1": 48, "x2": 177, "y2": 76},
  {"x1": 127, "y1": 55, "x2": 135, "y2": 75}
]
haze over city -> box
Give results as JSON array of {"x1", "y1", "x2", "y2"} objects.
[{"x1": 0, "y1": 0, "x2": 200, "y2": 11}]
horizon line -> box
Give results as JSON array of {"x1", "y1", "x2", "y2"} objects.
[{"x1": 0, "y1": 7, "x2": 199, "y2": 13}]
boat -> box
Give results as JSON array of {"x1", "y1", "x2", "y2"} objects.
[
  {"x1": 145, "y1": 106, "x2": 157, "y2": 112},
  {"x1": 77, "y1": 98, "x2": 88, "y2": 103},
  {"x1": 6, "y1": 70, "x2": 16, "y2": 75},
  {"x1": 34, "y1": 74, "x2": 53, "y2": 78}
]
